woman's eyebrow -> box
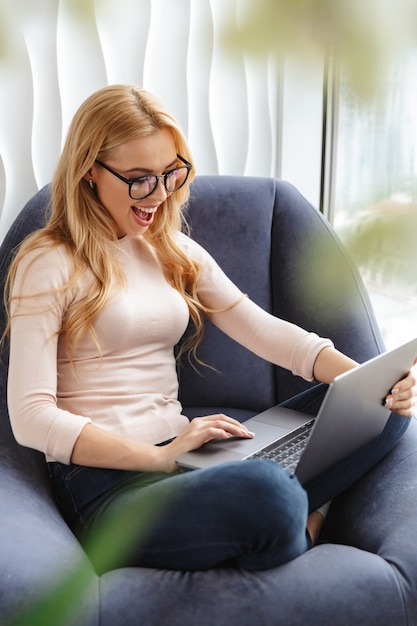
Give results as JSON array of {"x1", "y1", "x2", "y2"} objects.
[{"x1": 124, "y1": 158, "x2": 178, "y2": 176}]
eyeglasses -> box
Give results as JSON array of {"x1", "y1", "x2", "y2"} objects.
[{"x1": 95, "y1": 154, "x2": 192, "y2": 200}]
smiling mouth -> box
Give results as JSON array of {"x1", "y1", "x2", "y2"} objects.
[{"x1": 131, "y1": 206, "x2": 158, "y2": 222}]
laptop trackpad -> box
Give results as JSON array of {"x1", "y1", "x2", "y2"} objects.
[
  {"x1": 176, "y1": 422, "x2": 292, "y2": 470},
  {"x1": 209, "y1": 422, "x2": 291, "y2": 454}
]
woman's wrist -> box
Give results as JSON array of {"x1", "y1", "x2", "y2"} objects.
[{"x1": 152, "y1": 444, "x2": 179, "y2": 473}]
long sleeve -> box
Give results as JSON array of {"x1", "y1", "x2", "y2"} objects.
[
  {"x1": 8, "y1": 246, "x2": 92, "y2": 463},
  {"x1": 8, "y1": 233, "x2": 333, "y2": 466},
  {"x1": 208, "y1": 298, "x2": 333, "y2": 381},
  {"x1": 180, "y1": 234, "x2": 334, "y2": 381},
  {"x1": 7, "y1": 237, "x2": 190, "y2": 464}
]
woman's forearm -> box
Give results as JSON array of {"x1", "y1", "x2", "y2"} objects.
[
  {"x1": 313, "y1": 346, "x2": 358, "y2": 384},
  {"x1": 70, "y1": 423, "x2": 168, "y2": 472}
]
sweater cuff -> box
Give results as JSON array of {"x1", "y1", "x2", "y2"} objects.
[{"x1": 291, "y1": 334, "x2": 334, "y2": 382}]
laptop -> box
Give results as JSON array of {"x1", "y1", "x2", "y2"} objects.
[{"x1": 176, "y1": 337, "x2": 417, "y2": 484}]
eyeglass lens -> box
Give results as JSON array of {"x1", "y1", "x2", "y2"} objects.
[{"x1": 130, "y1": 167, "x2": 189, "y2": 199}]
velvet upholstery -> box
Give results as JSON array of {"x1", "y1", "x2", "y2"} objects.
[{"x1": 1, "y1": 175, "x2": 417, "y2": 625}]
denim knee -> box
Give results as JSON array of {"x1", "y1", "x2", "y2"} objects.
[
  {"x1": 241, "y1": 459, "x2": 307, "y2": 523},
  {"x1": 230, "y1": 459, "x2": 309, "y2": 569}
]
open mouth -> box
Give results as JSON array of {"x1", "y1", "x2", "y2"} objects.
[{"x1": 131, "y1": 205, "x2": 157, "y2": 222}]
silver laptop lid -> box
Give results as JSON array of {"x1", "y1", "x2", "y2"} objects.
[{"x1": 295, "y1": 336, "x2": 417, "y2": 483}]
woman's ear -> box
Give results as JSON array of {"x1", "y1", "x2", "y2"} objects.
[
  {"x1": 83, "y1": 169, "x2": 96, "y2": 188},
  {"x1": 83, "y1": 169, "x2": 94, "y2": 183},
  {"x1": 82, "y1": 169, "x2": 96, "y2": 189}
]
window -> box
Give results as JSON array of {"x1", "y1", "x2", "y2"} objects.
[{"x1": 329, "y1": 52, "x2": 417, "y2": 348}]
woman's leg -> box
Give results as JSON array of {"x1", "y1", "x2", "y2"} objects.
[
  {"x1": 304, "y1": 412, "x2": 410, "y2": 512},
  {"x1": 81, "y1": 459, "x2": 309, "y2": 573},
  {"x1": 276, "y1": 383, "x2": 411, "y2": 512},
  {"x1": 278, "y1": 382, "x2": 329, "y2": 415}
]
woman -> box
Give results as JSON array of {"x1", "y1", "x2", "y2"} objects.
[{"x1": 5, "y1": 85, "x2": 416, "y2": 571}]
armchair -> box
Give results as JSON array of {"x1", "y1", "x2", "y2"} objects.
[{"x1": 1, "y1": 176, "x2": 417, "y2": 625}]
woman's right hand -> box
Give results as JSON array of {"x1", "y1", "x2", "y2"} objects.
[
  {"x1": 160, "y1": 414, "x2": 254, "y2": 473},
  {"x1": 70, "y1": 416, "x2": 254, "y2": 475}
]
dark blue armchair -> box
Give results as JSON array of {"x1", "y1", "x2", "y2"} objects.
[{"x1": 1, "y1": 176, "x2": 417, "y2": 625}]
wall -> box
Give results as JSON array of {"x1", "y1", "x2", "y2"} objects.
[{"x1": 0, "y1": 0, "x2": 324, "y2": 241}]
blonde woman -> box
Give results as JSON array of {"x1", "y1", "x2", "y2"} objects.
[{"x1": 5, "y1": 85, "x2": 416, "y2": 571}]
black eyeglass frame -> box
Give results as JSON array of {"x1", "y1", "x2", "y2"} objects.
[{"x1": 94, "y1": 154, "x2": 192, "y2": 200}]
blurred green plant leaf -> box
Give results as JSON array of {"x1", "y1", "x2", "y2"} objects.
[
  {"x1": 6, "y1": 481, "x2": 175, "y2": 626},
  {"x1": 224, "y1": 0, "x2": 417, "y2": 100}
]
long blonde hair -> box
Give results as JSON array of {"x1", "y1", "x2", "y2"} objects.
[{"x1": 5, "y1": 85, "x2": 208, "y2": 362}]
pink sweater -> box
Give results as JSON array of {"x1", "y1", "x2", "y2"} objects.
[{"x1": 8, "y1": 233, "x2": 333, "y2": 463}]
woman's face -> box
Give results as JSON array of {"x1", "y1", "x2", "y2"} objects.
[{"x1": 89, "y1": 128, "x2": 178, "y2": 238}]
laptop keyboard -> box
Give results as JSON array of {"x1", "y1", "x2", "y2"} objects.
[{"x1": 247, "y1": 419, "x2": 315, "y2": 473}]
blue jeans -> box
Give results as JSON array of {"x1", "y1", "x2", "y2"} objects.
[
  {"x1": 279, "y1": 384, "x2": 410, "y2": 511},
  {"x1": 48, "y1": 384, "x2": 410, "y2": 572}
]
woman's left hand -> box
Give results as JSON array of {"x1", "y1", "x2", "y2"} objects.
[{"x1": 384, "y1": 360, "x2": 417, "y2": 417}]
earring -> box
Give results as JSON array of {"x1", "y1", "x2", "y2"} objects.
[{"x1": 89, "y1": 180, "x2": 94, "y2": 189}]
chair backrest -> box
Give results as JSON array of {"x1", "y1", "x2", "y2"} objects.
[
  {"x1": 0, "y1": 184, "x2": 52, "y2": 479},
  {"x1": 0, "y1": 176, "x2": 384, "y2": 461},
  {"x1": 179, "y1": 175, "x2": 384, "y2": 410}
]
